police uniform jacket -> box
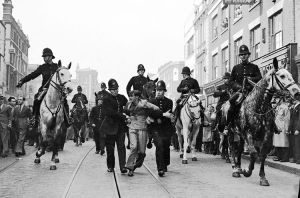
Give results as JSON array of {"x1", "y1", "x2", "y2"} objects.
[
  {"x1": 20, "y1": 63, "x2": 59, "y2": 92},
  {"x1": 126, "y1": 75, "x2": 148, "y2": 96},
  {"x1": 177, "y1": 77, "x2": 200, "y2": 94},
  {"x1": 71, "y1": 93, "x2": 88, "y2": 104},
  {"x1": 97, "y1": 90, "x2": 110, "y2": 99},
  {"x1": 213, "y1": 83, "x2": 231, "y2": 111},
  {"x1": 100, "y1": 93, "x2": 128, "y2": 135},
  {"x1": 148, "y1": 97, "x2": 174, "y2": 137},
  {"x1": 229, "y1": 62, "x2": 262, "y2": 92}
]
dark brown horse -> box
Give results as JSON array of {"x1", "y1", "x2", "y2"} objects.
[
  {"x1": 70, "y1": 100, "x2": 88, "y2": 146},
  {"x1": 220, "y1": 58, "x2": 300, "y2": 186}
]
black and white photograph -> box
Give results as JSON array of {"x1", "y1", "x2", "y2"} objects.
[{"x1": 0, "y1": 0, "x2": 300, "y2": 197}]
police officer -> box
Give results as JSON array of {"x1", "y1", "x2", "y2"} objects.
[
  {"x1": 16, "y1": 48, "x2": 70, "y2": 128},
  {"x1": 96, "y1": 82, "x2": 110, "y2": 105},
  {"x1": 224, "y1": 45, "x2": 262, "y2": 131},
  {"x1": 126, "y1": 64, "x2": 148, "y2": 97},
  {"x1": 101, "y1": 79, "x2": 128, "y2": 173},
  {"x1": 149, "y1": 80, "x2": 175, "y2": 177},
  {"x1": 89, "y1": 93, "x2": 106, "y2": 155},
  {"x1": 71, "y1": 85, "x2": 88, "y2": 108},
  {"x1": 174, "y1": 66, "x2": 201, "y2": 119}
]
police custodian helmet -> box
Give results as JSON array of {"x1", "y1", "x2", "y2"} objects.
[
  {"x1": 42, "y1": 48, "x2": 55, "y2": 59},
  {"x1": 137, "y1": 64, "x2": 145, "y2": 72},
  {"x1": 181, "y1": 66, "x2": 191, "y2": 75},
  {"x1": 77, "y1": 85, "x2": 82, "y2": 91},
  {"x1": 156, "y1": 80, "x2": 167, "y2": 91},
  {"x1": 239, "y1": 45, "x2": 250, "y2": 55},
  {"x1": 108, "y1": 79, "x2": 119, "y2": 90}
]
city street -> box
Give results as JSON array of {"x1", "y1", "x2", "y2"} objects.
[{"x1": 0, "y1": 140, "x2": 299, "y2": 198}]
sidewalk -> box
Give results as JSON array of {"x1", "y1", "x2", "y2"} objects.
[{"x1": 242, "y1": 154, "x2": 300, "y2": 176}]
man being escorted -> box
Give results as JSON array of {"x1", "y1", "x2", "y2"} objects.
[
  {"x1": 0, "y1": 95, "x2": 12, "y2": 158},
  {"x1": 149, "y1": 80, "x2": 174, "y2": 177},
  {"x1": 224, "y1": 45, "x2": 262, "y2": 132},
  {"x1": 89, "y1": 94, "x2": 106, "y2": 155},
  {"x1": 101, "y1": 79, "x2": 128, "y2": 173},
  {"x1": 15, "y1": 96, "x2": 32, "y2": 157},
  {"x1": 126, "y1": 64, "x2": 148, "y2": 97}
]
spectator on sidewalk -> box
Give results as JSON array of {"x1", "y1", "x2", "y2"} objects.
[
  {"x1": 8, "y1": 97, "x2": 17, "y2": 154},
  {"x1": 0, "y1": 95, "x2": 12, "y2": 158},
  {"x1": 202, "y1": 105, "x2": 214, "y2": 154},
  {"x1": 15, "y1": 96, "x2": 32, "y2": 157},
  {"x1": 288, "y1": 97, "x2": 300, "y2": 164}
]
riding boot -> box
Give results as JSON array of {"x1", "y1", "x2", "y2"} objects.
[
  {"x1": 224, "y1": 105, "x2": 235, "y2": 134},
  {"x1": 64, "y1": 99, "x2": 71, "y2": 128},
  {"x1": 30, "y1": 99, "x2": 41, "y2": 128}
]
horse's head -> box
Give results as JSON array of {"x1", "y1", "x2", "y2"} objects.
[
  {"x1": 187, "y1": 95, "x2": 202, "y2": 120},
  {"x1": 265, "y1": 58, "x2": 300, "y2": 97},
  {"x1": 57, "y1": 60, "x2": 73, "y2": 94},
  {"x1": 142, "y1": 77, "x2": 158, "y2": 100}
]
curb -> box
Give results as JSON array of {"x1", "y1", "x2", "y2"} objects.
[{"x1": 242, "y1": 154, "x2": 300, "y2": 176}]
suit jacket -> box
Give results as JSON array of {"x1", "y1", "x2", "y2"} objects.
[
  {"x1": 289, "y1": 103, "x2": 300, "y2": 133},
  {"x1": 0, "y1": 104, "x2": 12, "y2": 126},
  {"x1": 101, "y1": 93, "x2": 128, "y2": 135},
  {"x1": 15, "y1": 105, "x2": 32, "y2": 130}
]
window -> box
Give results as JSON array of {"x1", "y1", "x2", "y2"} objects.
[
  {"x1": 234, "y1": 5, "x2": 242, "y2": 20},
  {"x1": 212, "y1": 53, "x2": 220, "y2": 80},
  {"x1": 221, "y1": 6, "x2": 228, "y2": 32},
  {"x1": 212, "y1": 15, "x2": 218, "y2": 39},
  {"x1": 185, "y1": 36, "x2": 194, "y2": 58},
  {"x1": 250, "y1": 26, "x2": 260, "y2": 60},
  {"x1": 222, "y1": 47, "x2": 229, "y2": 72},
  {"x1": 234, "y1": 37, "x2": 242, "y2": 65},
  {"x1": 270, "y1": 11, "x2": 282, "y2": 50}
]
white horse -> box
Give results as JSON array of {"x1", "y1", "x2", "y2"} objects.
[
  {"x1": 34, "y1": 61, "x2": 73, "y2": 170},
  {"x1": 176, "y1": 94, "x2": 202, "y2": 164}
]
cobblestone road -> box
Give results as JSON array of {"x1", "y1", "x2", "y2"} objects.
[{"x1": 0, "y1": 140, "x2": 299, "y2": 198}]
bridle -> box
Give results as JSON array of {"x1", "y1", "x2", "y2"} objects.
[
  {"x1": 44, "y1": 67, "x2": 71, "y2": 118},
  {"x1": 184, "y1": 94, "x2": 201, "y2": 121}
]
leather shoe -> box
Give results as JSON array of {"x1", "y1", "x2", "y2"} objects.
[
  {"x1": 158, "y1": 170, "x2": 165, "y2": 177},
  {"x1": 1, "y1": 153, "x2": 8, "y2": 158},
  {"x1": 100, "y1": 150, "x2": 105, "y2": 155},
  {"x1": 128, "y1": 170, "x2": 134, "y2": 177},
  {"x1": 163, "y1": 167, "x2": 168, "y2": 172},
  {"x1": 95, "y1": 150, "x2": 100, "y2": 154},
  {"x1": 15, "y1": 152, "x2": 21, "y2": 157},
  {"x1": 107, "y1": 168, "x2": 114, "y2": 172},
  {"x1": 120, "y1": 168, "x2": 128, "y2": 174}
]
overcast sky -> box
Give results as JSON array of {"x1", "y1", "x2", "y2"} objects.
[{"x1": 10, "y1": 0, "x2": 194, "y2": 95}]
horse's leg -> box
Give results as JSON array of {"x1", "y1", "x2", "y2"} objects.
[
  {"x1": 236, "y1": 137, "x2": 244, "y2": 174},
  {"x1": 242, "y1": 133, "x2": 257, "y2": 177},
  {"x1": 258, "y1": 131, "x2": 273, "y2": 186},
  {"x1": 182, "y1": 126, "x2": 188, "y2": 164},
  {"x1": 176, "y1": 124, "x2": 183, "y2": 158},
  {"x1": 228, "y1": 129, "x2": 239, "y2": 177},
  {"x1": 191, "y1": 124, "x2": 200, "y2": 161},
  {"x1": 35, "y1": 124, "x2": 47, "y2": 164},
  {"x1": 74, "y1": 126, "x2": 79, "y2": 146}
]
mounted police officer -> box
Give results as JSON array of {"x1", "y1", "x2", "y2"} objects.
[
  {"x1": 224, "y1": 45, "x2": 262, "y2": 132},
  {"x1": 126, "y1": 64, "x2": 148, "y2": 97},
  {"x1": 16, "y1": 48, "x2": 70, "y2": 128},
  {"x1": 149, "y1": 80, "x2": 175, "y2": 177},
  {"x1": 100, "y1": 79, "x2": 128, "y2": 173},
  {"x1": 71, "y1": 85, "x2": 88, "y2": 109},
  {"x1": 174, "y1": 66, "x2": 202, "y2": 119}
]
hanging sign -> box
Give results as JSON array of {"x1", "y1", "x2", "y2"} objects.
[{"x1": 223, "y1": 0, "x2": 255, "y2": 5}]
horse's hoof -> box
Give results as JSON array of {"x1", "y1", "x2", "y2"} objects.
[
  {"x1": 50, "y1": 165, "x2": 57, "y2": 170},
  {"x1": 54, "y1": 158, "x2": 60, "y2": 163},
  {"x1": 192, "y1": 157, "x2": 197, "y2": 161},
  {"x1": 75, "y1": 143, "x2": 79, "y2": 147},
  {"x1": 79, "y1": 142, "x2": 82, "y2": 146},
  {"x1": 34, "y1": 158, "x2": 40, "y2": 164},
  {"x1": 187, "y1": 147, "x2": 191, "y2": 153},
  {"x1": 225, "y1": 158, "x2": 231, "y2": 163},
  {"x1": 179, "y1": 154, "x2": 183, "y2": 158},
  {"x1": 182, "y1": 160, "x2": 188, "y2": 164},
  {"x1": 232, "y1": 172, "x2": 241, "y2": 178},
  {"x1": 237, "y1": 168, "x2": 243, "y2": 174},
  {"x1": 260, "y1": 178, "x2": 270, "y2": 186}
]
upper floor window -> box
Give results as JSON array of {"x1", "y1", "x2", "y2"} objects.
[
  {"x1": 270, "y1": 11, "x2": 282, "y2": 50},
  {"x1": 250, "y1": 25, "x2": 260, "y2": 60},
  {"x1": 212, "y1": 15, "x2": 218, "y2": 39},
  {"x1": 185, "y1": 36, "x2": 194, "y2": 58},
  {"x1": 221, "y1": 6, "x2": 229, "y2": 31},
  {"x1": 234, "y1": 37, "x2": 242, "y2": 65},
  {"x1": 222, "y1": 47, "x2": 229, "y2": 72},
  {"x1": 212, "y1": 53, "x2": 221, "y2": 80}
]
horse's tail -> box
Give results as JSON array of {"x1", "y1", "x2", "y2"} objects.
[{"x1": 47, "y1": 116, "x2": 57, "y2": 130}]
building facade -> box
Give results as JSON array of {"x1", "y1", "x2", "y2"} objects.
[
  {"x1": 0, "y1": 20, "x2": 5, "y2": 95},
  {"x1": 26, "y1": 64, "x2": 41, "y2": 106},
  {"x1": 2, "y1": 0, "x2": 30, "y2": 98},
  {"x1": 157, "y1": 61, "x2": 184, "y2": 103},
  {"x1": 192, "y1": 0, "x2": 300, "y2": 107}
]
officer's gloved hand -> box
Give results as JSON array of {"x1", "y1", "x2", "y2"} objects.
[{"x1": 16, "y1": 81, "x2": 23, "y2": 88}]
